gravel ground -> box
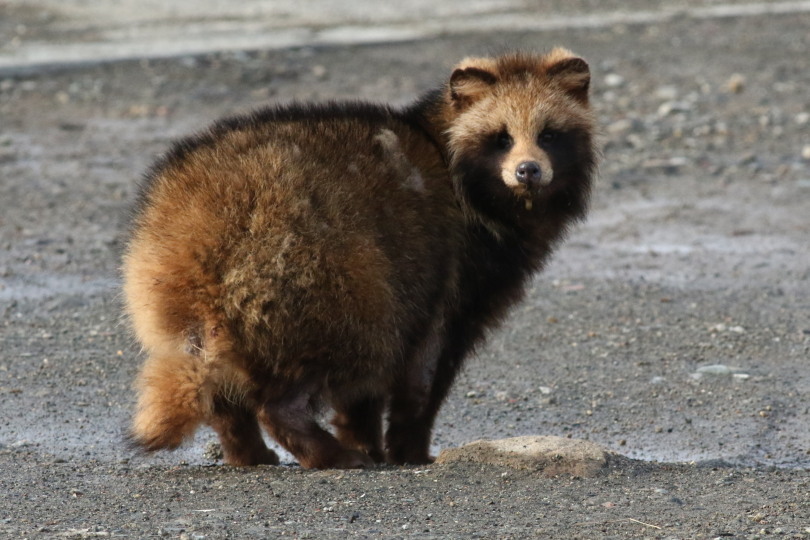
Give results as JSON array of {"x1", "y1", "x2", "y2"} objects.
[{"x1": 1, "y1": 3, "x2": 809, "y2": 538}]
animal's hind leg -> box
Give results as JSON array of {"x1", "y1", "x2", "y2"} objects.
[
  {"x1": 331, "y1": 396, "x2": 385, "y2": 463},
  {"x1": 256, "y1": 383, "x2": 374, "y2": 469},
  {"x1": 210, "y1": 396, "x2": 279, "y2": 466}
]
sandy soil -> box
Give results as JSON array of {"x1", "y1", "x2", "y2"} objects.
[{"x1": 0, "y1": 3, "x2": 808, "y2": 538}]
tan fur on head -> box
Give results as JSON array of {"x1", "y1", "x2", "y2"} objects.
[
  {"x1": 448, "y1": 48, "x2": 591, "y2": 108},
  {"x1": 439, "y1": 48, "x2": 595, "y2": 234},
  {"x1": 457, "y1": 48, "x2": 582, "y2": 75},
  {"x1": 543, "y1": 47, "x2": 577, "y2": 65},
  {"x1": 453, "y1": 56, "x2": 499, "y2": 73},
  {"x1": 444, "y1": 49, "x2": 594, "y2": 163},
  {"x1": 543, "y1": 48, "x2": 591, "y2": 104}
]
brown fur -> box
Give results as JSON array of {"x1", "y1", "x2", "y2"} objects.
[{"x1": 123, "y1": 48, "x2": 597, "y2": 468}]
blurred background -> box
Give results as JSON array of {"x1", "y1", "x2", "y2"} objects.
[{"x1": 4, "y1": 0, "x2": 806, "y2": 71}]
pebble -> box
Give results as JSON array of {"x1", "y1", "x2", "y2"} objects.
[
  {"x1": 654, "y1": 85, "x2": 679, "y2": 100},
  {"x1": 642, "y1": 156, "x2": 689, "y2": 173},
  {"x1": 696, "y1": 364, "x2": 733, "y2": 375},
  {"x1": 606, "y1": 118, "x2": 634, "y2": 134},
  {"x1": 725, "y1": 73, "x2": 746, "y2": 93},
  {"x1": 203, "y1": 441, "x2": 223, "y2": 460},
  {"x1": 604, "y1": 73, "x2": 625, "y2": 88},
  {"x1": 312, "y1": 65, "x2": 329, "y2": 80},
  {"x1": 658, "y1": 101, "x2": 692, "y2": 116},
  {"x1": 709, "y1": 323, "x2": 746, "y2": 334},
  {"x1": 693, "y1": 364, "x2": 751, "y2": 380},
  {"x1": 606, "y1": 117, "x2": 644, "y2": 135},
  {"x1": 180, "y1": 57, "x2": 199, "y2": 68},
  {"x1": 801, "y1": 145, "x2": 810, "y2": 161}
]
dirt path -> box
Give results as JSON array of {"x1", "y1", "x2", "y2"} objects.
[{"x1": 0, "y1": 2, "x2": 808, "y2": 538}]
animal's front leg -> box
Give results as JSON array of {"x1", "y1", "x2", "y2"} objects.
[
  {"x1": 385, "y1": 323, "x2": 464, "y2": 465},
  {"x1": 331, "y1": 395, "x2": 385, "y2": 463},
  {"x1": 385, "y1": 394, "x2": 436, "y2": 465}
]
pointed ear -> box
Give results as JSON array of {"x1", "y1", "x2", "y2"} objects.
[
  {"x1": 449, "y1": 65, "x2": 497, "y2": 107},
  {"x1": 546, "y1": 52, "x2": 590, "y2": 103}
]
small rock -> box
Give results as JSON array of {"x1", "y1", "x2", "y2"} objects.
[
  {"x1": 180, "y1": 57, "x2": 198, "y2": 68},
  {"x1": 650, "y1": 376, "x2": 667, "y2": 385},
  {"x1": 657, "y1": 101, "x2": 691, "y2": 116},
  {"x1": 795, "y1": 112, "x2": 809, "y2": 125},
  {"x1": 435, "y1": 435, "x2": 613, "y2": 477},
  {"x1": 642, "y1": 156, "x2": 689, "y2": 173},
  {"x1": 654, "y1": 85, "x2": 679, "y2": 100},
  {"x1": 696, "y1": 364, "x2": 733, "y2": 375},
  {"x1": 801, "y1": 145, "x2": 810, "y2": 161},
  {"x1": 604, "y1": 73, "x2": 625, "y2": 88},
  {"x1": 312, "y1": 65, "x2": 328, "y2": 80},
  {"x1": 607, "y1": 117, "x2": 644, "y2": 135},
  {"x1": 203, "y1": 441, "x2": 223, "y2": 461},
  {"x1": 725, "y1": 73, "x2": 746, "y2": 94},
  {"x1": 694, "y1": 364, "x2": 750, "y2": 380},
  {"x1": 607, "y1": 118, "x2": 634, "y2": 134}
]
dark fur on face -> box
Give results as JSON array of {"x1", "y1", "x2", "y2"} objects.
[{"x1": 123, "y1": 48, "x2": 597, "y2": 468}]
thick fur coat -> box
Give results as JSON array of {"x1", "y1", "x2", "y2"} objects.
[{"x1": 123, "y1": 48, "x2": 597, "y2": 468}]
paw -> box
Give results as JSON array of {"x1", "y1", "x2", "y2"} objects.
[
  {"x1": 224, "y1": 447, "x2": 280, "y2": 467},
  {"x1": 386, "y1": 449, "x2": 435, "y2": 466},
  {"x1": 331, "y1": 449, "x2": 376, "y2": 469},
  {"x1": 366, "y1": 448, "x2": 386, "y2": 464},
  {"x1": 302, "y1": 448, "x2": 376, "y2": 469}
]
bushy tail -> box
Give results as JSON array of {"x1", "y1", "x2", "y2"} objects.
[{"x1": 130, "y1": 351, "x2": 212, "y2": 451}]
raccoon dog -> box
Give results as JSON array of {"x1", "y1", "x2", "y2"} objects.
[{"x1": 123, "y1": 48, "x2": 597, "y2": 468}]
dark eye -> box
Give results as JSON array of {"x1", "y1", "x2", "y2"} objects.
[
  {"x1": 495, "y1": 131, "x2": 513, "y2": 150},
  {"x1": 538, "y1": 130, "x2": 560, "y2": 144}
]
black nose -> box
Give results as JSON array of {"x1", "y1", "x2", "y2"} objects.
[{"x1": 515, "y1": 161, "x2": 542, "y2": 185}]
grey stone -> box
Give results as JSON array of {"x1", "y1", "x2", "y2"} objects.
[{"x1": 435, "y1": 435, "x2": 612, "y2": 477}]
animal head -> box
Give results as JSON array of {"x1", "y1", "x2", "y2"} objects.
[{"x1": 442, "y1": 49, "x2": 596, "y2": 229}]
